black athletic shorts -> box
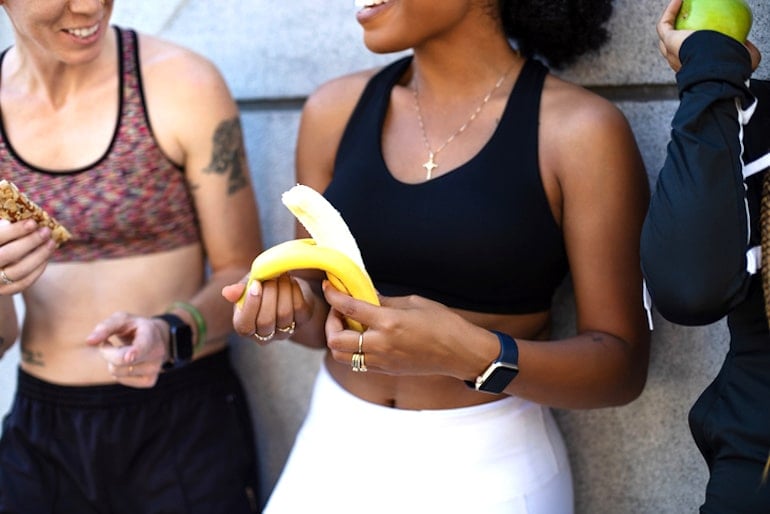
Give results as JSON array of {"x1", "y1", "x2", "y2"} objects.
[{"x1": 0, "y1": 348, "x2": 260, "y2": 514}]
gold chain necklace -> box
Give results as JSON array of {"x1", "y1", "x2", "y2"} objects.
[{"x1": 412, "y1": 65, "x2": 514, "y2": 180}]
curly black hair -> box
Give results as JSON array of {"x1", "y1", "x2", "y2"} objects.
[{"x1": 499, "y1": 0, "x2": 615, "y2": 69}]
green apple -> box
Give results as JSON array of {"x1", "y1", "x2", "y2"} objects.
[{"x1": 675, "y1": 0, "x2": 753, "y2": 43}]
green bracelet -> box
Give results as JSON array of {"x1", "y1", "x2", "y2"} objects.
[{"x1": 169, "y1": 301, "x2": 207, "y2": 354}]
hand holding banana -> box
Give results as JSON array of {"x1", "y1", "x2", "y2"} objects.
[{"x1": 237, "y1": 184, "x2": 379, "y2": 332}]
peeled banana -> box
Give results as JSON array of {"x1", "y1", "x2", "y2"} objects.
[{"x1": 239, "y1": 184, "x2": 379, "y2": 332}]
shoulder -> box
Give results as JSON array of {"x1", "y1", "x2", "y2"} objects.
[
  {"x1": 537, "y1": 73, "x2": 646, "y2": 220},
  {"x1": 134, "y1": 31, "x2": 232, "y2": 103},
  {"x1": 297, "y1": 64, "x2": 388, "y2": 152},
  {"x1": 541, "y1": 74, "x2": 630, "y2": 140},
  {"x1": 540, "y1": 74, "x2": 637, "y2": 174},
  {"x1": 301, "y1": 66, "x2": 383, "y2": 126},
  {"x1": 128, "y1": 31, "x2": 239, "y2": 165}
]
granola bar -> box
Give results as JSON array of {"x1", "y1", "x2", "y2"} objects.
[{"x1": 0, "y1": 179, "x2": 72, "y2": 244}]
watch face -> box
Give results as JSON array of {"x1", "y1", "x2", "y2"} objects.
[
  {"x1": 173, "y1": 323, "x2": 194, "y2": 362},
  {"x1": 478, "y1": 363, "x2": 519, "y2": 393}
]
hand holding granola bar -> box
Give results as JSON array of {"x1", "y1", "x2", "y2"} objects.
[{"x1": 0, "y1": 179, "x2": 71, "y2": 245}]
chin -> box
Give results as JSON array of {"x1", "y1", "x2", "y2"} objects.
[{"x1": 362, "y1": 34, "x2": 410, "y2": 55}]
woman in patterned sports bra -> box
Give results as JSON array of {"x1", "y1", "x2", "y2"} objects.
[
  {"x1": 0, "y1": 1, "x2": 262, "y2": 512},
  {"x1": 224, "y1": 0, "x2": 650, "y2": 512}
]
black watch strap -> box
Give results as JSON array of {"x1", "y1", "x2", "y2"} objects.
[
  {"x1": 464, "y1": 330, "x2": 519, "y2": 393},
  {"x1": 155, "y1": 313, "x2": 194, "y2": 369}
]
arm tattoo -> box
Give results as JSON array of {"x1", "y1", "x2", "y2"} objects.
[
  {"x1": 21, "y1": 349, "x2": 45, "y2": 367},
  {"x1": 203, "y1": 117, "x2": 249, "y2": 195}
]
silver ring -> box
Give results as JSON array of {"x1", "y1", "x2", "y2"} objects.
[
  {"x1": 0, "y1": 269, "x2": 13, "y2": 285},
  {"x1": 277, "y1": 321, "x2": 296, "y2": 335},
  {"x1": 351, "y1": 352, "x2": 367, "y2": 373},
  {"x1": 253, "y1": 329, "x2": 275, "y2": 342},
  {"x1": 357, "y1": 332, "x2": 364, "y2": 354}
]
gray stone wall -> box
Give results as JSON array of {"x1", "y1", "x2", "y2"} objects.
[{"x1": 1, "y1": 1, "x2": 769, "y2": 512}]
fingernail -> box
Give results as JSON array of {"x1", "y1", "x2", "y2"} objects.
[{"x1": 249, "y1": 281, "x2": 261, "y2": 296}]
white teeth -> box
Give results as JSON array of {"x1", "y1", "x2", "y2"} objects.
[
  {"x1": 66, "y1": 24, "x2": 99, "y2": 38},
  {"x1": 355, "y1": 0, "x2": 388, "y2": 7}
]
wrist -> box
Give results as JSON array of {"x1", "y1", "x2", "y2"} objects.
[
  {"x1": 154, "y1": 313, "x2": 194, "y2": 369},
  {"x1": 464, "y1": 330, "x2": 520, "y2": 394},
  {"x1": 168, "y1": 301, "x2": 207, "y2": 355}
]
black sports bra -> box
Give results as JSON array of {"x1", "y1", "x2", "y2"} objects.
[{"x1": 325, "y1": 56, "x2": 568, "y2": 314}]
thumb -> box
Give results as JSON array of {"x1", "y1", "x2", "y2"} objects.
[
  {"x1": 222, "y1": 282, "x2": 247, "y2": 303},
  {"x1": 84, "y1": 312, "x2": 131, "y2": 346}
]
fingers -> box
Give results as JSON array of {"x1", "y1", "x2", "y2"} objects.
[
  {"x1": 107, "y1": 358, "x2": 161, "y2": 388},
  {"x1": 658, "y1": 0, "x2": 683, "y2": 36},
  {"x1": 326, "y1": 325, "x2": 376, "y2": 373},
  {"x1": 0, "y1": 220, "x2": 56, "y2": 292},
  {"x1": 322, "y1": 280, "x2": 378, "y2": 330},
  {"x1": 95, "y1": 317, "x2": 166, "y2": 388},
  {"x1": 233, "y1": 274, "x2": 305, "y2": 343},
  {"x1": 85, "y1": 311, "x2": 134, "y2": 346}
]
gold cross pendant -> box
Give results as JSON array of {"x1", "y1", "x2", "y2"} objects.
[{"x1": 422, "y1": 152, "x2": 437, "y2": 180}]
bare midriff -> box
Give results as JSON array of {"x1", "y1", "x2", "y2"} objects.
[
  {"x1": 17, "y1": 243, "x2": 221, "y2": 385},
  {"x1": 326, "y1": 307, "x2": 550, "y2": 410}
]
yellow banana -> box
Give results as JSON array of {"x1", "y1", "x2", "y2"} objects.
[{"x1": 239, "y1": 185, "x2": 379, "y2": 332}]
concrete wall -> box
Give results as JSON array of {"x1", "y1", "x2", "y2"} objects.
[{"x1": 1, "y1": 1, "x2": 768, "y2": 512}]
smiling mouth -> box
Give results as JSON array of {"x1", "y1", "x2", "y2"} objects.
[
  {"x1": 355, "y1": 0, "x2": 389, "y2": 8},
  {"x1": 65, "y1": 24, "x2": 100, "y2": 39}
]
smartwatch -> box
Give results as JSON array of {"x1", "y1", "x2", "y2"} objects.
[
  {"x1": 465, "y1": 330, "x2": 519, "y2": 394},
  {"x1": 155, "y1": 313, "x2": 194, "y2": 369}
]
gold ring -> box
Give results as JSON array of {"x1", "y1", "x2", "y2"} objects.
[
  {"x1": 253, "y1": 329, "x2": 275, "y2": 342},
  {"x1": 277, "y1": 321, "x2": 296, "y2": 335},
  {"x1": 0, "y1": 269, "x2": 13, "y2": 285},
  {"x1": 351, "y1": 352, "x2": 367, "y2": 373},
  {"x1": 357, "y1": 332, "x2": 364, "y2": 353},
  {"x1": 128, "y1": 365, "x2": 134, "y2": 375}
]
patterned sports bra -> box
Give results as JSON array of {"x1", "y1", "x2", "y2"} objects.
[{"x1": 0, "y1": 27, "x2": 200, "y2": 263}]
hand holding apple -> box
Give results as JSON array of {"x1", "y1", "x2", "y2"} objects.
[
  {"x1": 657, "y1": 0, "x2": 760, "y2": 72},
  {"x1": 675, "y1": 0, "x2": 753, "y2": 43}
]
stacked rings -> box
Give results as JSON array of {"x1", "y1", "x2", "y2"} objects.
[
  {"x1": 351, "y1": 352, "x2": 367, "y2": 372},
  {"x1": 351, "y1": 332, "x2": 367, "y2": 372}
]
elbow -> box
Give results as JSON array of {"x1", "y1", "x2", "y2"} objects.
[
  {"x1": 644, "y1": 274, "x2": 734, "y2": 326},
  {"x1": 0, "y1": 332, "x2": 18, "y2": 359},
  {"x1": 653, "y1": 298, "x2": 727, "y2": 326},
  {"x1": 641, "y1": 255, "x2": 740, "y2": 326},
  {"x1": 612, "y1": 340, "x2": 650, "y2": 407}
]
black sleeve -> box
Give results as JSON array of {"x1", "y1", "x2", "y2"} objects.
[{"x1": 640, "y1": 31, "x2": 757, "y2": 326}]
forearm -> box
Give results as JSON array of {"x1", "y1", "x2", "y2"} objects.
[
  {"x1": 170, "y1": 266, "x2": 249, "y2": 353},
  {"x1": 505, "y1": 330, "x2": 648, "y2": 409},
  {"x1": 0, "y1": 295, "x2": 18, "y2": 358},
  {"x1": 641, "y1": 31, "x2": 756, "y2": 325}
]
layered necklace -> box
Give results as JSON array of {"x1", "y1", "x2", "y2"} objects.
[{"x1": 412, "y1": 64, "x2": 514, "y2": 180}]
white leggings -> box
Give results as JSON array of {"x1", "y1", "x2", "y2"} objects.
[{"x1": 265, "y1": 363, "x2": 573, "y2": 513}]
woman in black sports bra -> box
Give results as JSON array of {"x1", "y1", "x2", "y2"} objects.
[{"x1": 225, "y1": 0, "x2": 651, "y2": 511}]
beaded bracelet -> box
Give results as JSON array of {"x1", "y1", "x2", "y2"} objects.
[{"x1": 169, "y1": 301, "x2": 207, "y2": 355}]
